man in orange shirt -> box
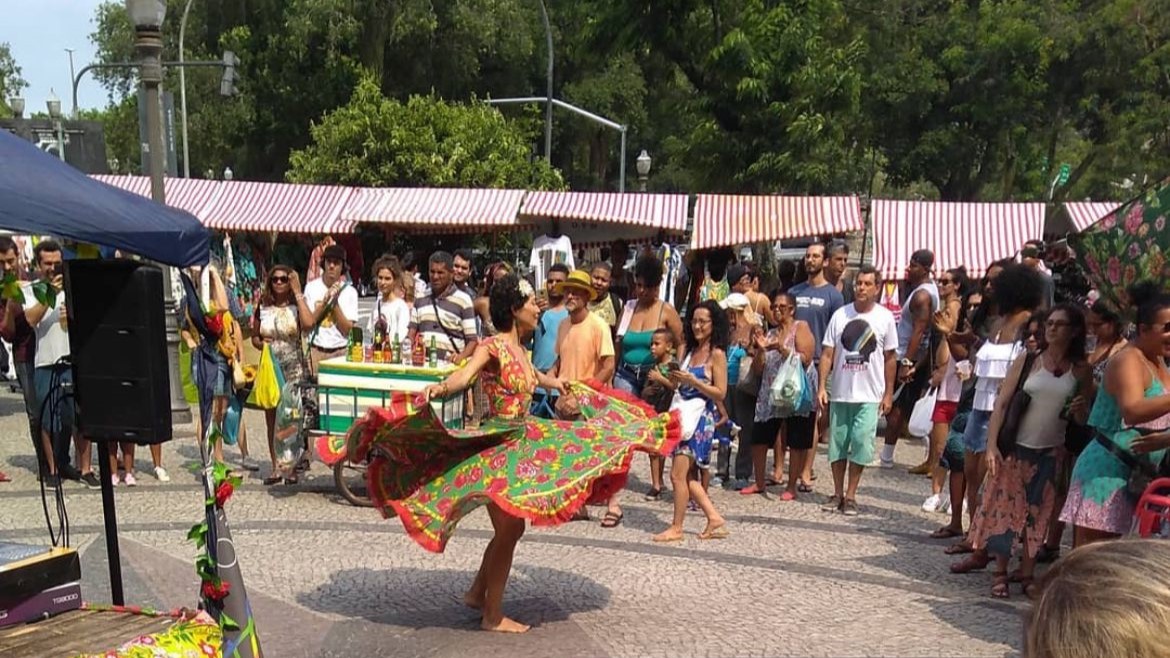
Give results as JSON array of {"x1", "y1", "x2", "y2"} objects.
[{"x1": 552, "y1": 270, "x2": 622, "y2": 527}]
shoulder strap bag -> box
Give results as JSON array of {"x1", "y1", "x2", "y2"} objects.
[{"x1": 996, "y1": 350, "x2": 1038, "y2": 455}]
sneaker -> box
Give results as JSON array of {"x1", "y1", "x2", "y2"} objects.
[
  {"x1": 59, "y1": 464, "x2": 83, "y2": 482},
  {"x1": 922, "y1": 493, "x2": 942, "y2": 512},
  {"x1": 842, "y1": 499, "x2": 860, "y2": 516},
  {"x1": 123, "y1": 472, "x2": 138, "y2": 487},
  {"x1": 821, "y1": 495, "x2": 843, "y2": 512},
  {"x1": 80, "y1": 472, "x2": 101, "y2": 489},
  {"x1": 879, "y1": 458, "x2": 895, "y2": 469},
  {"x1": 154, "y1": 466, "x2": 170, "y2": 482},
  {"x1": 935, "y1": 493, "x2": 951, "y2": 513},
  {"x1": 730, "y1": 478, "x2": 750, "y2": 491},
  {"x1": 111, "y1": 475, "x2": 120, "y2": 487},
  {"x1": 41, "y1": 474, "x2": 61, "y2": 487},
  {"x1": 239, "y1": 456, "x2": 262, "y2": 472},
  {"x1": 710, "y1": 475, "x2": 725, "y2": 488}
]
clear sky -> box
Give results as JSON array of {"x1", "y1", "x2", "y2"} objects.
[{"x1": 4, "y1": 0, "x2": 109, "y2": 114}]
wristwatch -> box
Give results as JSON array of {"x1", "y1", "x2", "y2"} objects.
[{"x1": 900, "y1": 358, "x2": 915, "y2": 368}]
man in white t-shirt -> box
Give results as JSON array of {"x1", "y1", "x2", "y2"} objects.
[
  {"x1": 294, "y1": 244, "x2": 359, "y2": 373},
  {"x1": 817, "y1": 266, "x2": 898, "y2": 516},
  {"x1": 23, "y1": 240, "x2": 97, "y2": 487}
]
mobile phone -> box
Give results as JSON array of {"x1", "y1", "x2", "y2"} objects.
[
  {"x1": 52, "y1": 262, "x2": 63, "y2": 276},
  {"x1": 666, "y1": 361, "x2": 680, "y2": 372}
]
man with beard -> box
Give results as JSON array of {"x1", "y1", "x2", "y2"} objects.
[
  {"x1": 789, "y1": 243, "x2": 845, "y2": 482},
  {"x1": 453, "y1": 249, "x2": 476, "y2": 298},
  {"x1": 818, "y1": 266, "x2": 898, "y2": 516}
]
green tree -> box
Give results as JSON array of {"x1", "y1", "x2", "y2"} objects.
[
  {"x1": 287, "y1": 76, "x2": 564, "y2": 190},
  {"x1": 0, "y1": 42, "x2": 28, "y2": 118}
]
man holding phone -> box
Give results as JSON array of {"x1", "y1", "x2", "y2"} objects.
[{"x1": 23, "y1": 240, "x2": 96, "y2": 487}]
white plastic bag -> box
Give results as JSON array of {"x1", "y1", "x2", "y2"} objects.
[
  {"x1": 907, "y1": 386, "x2": 939, "y2": 438},
  {"x1": 769, "y1": 353, "x2": 805, "y2": 415}
]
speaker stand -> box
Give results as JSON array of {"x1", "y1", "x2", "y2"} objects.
[{"x1": 94, "y1": 438, "x2": 125, "y2": 606}]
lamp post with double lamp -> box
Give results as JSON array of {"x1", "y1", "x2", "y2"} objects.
[
  {"x1": 46, "y1": 90, "x2": 65, "y2": 162},
  {"x1": 126, "y1": 0, "x2": 191, "y2": 426},
  {"x1": 636, "y1": 149, "x2": 652, "y2": 192}
]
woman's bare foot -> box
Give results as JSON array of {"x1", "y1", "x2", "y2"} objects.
[
  {"x1": 652, "y1": 527, "x2": 684, "y2": 543},
  {"x1": 482, "y1": 616, "x2": 530, "y2": 633},
  {"x1": 699, "y1": 518, "x2": 728, "y2": 539},
  {"x1": 462, "y1": 591, "x2": 484, "y2": 610}
]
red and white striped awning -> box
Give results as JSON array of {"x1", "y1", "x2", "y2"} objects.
[
  {"x1": 208, "y1": 181, "x2": 355, "y2": 234},
  {"x1": 690, "y1": 195, "x2": 862, "y2": 250},
  {"x1": 1065, "y1": 201, "x2": 1121, "y2": 233},
  {"x1": 341, "y1": 187, "x2": 525, "y2": 229},
  {"x1": 872, "y1": 201, "x2": 1046, "y2": 279},
  {"x1": 91, "y1": 175, "x2": 221, "y2": 219},
  {"x1": 520, "y1": 192, "x2": 689, "y2": 231}
]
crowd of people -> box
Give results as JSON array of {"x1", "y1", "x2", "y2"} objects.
[{"x1": 4, "y1": 229, "x2": 1168, "y2": 638}]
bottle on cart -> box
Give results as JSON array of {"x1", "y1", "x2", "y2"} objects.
[
  {"x1": 390, "y1": 335, "x2": 401, "y2": 364},
  {"x1": 412, "y1": 333, "x2": 425, "y2": 366},
  {"x1": 347, "y1": 327, "x2": 363, "y2": 362},
  {"x1": 427, "y1": 337, "x2": 438, "y2": 368},
  {"x1": 372, "y1": 313, "x2": 388, "y2": 363}
]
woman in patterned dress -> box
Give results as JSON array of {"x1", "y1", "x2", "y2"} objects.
[
  {"x1": 347, "y1": 273, "x2": 679, "y2": 633},
  {"x1": 251, "y1": 265, "x2": 306, "y2": 485}
]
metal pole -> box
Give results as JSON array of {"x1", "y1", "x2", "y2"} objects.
[
  {"x1": 619, "y1": 127, "x2": 627, "y2": 193},
  {"x1": 56, "y1": 121, "x2": 66, "y2": 162},
  {"x1": 179, "y1": 0, "x2": 194, "y2": 178},
  {"x1": 66, "y1": 49, "x2": 77, "y2": 118},
  {"x1": 537, "y1": 0, "x2": 553, "y2": 162},
  {"x1": 136, "y1": 25, "x2": 192, "y2": 426}
]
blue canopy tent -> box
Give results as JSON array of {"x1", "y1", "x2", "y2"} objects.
[{"x1": 0, "y1": 130, "x2": 209, "y2": 267}]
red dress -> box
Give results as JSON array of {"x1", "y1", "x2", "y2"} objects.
[{"x1": 347, "y1": 336, "x2": 680, "y2": 552}]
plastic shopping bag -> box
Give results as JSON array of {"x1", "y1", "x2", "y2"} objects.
[
  {"x1": 908, "y1": 386, "x2": 939, "y2": 438},
  {"x1": 769, "y1": 353, "x2": 805, "y2": 415},
  {"x1": 247, "y1": 345, "x2": 285, "y2": 410}
]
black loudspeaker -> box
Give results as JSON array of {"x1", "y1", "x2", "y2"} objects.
[{"x1": 64, "y1": 259, "x2": 172, "y2": 444}]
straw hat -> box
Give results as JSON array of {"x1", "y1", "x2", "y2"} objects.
[{"x1": 554, "y1": 269, "x2": 599, "y2": 301}]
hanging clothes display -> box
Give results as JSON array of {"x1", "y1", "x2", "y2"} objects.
[
  {"x1": 653, "y1": 243, "x2": 685, "y2": 309},
  {"x1": 529, "y1": 233, "x2": 574, "y2": 284},
  {"x1": 210, "y1": 233, "x2": 264, "y2": 321}
]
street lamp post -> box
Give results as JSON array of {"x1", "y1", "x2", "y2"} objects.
[
  {"x1": 636, "y1": 149, "x2": 651, "y2": 192},
  {"x1": 536, "y1": 0, "x2": 553, "y2": 161},
  {"x1": 46, "y1": 90, "x2": 65, "y2": 162},
  {"x1": 127, "y1": 0, "x2": 191, "y2": 427},
  {"x1": 9, "y1": 96, "x2": 25, "y2": 118}
]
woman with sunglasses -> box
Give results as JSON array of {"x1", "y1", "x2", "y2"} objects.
[
  {"x1": 920, "y1": 268, "x2": 970, "y2": 513},
  {"x1": 1061, "y1": 281, "x2": 1170, "y2": 546},
  {"x1": 251, "y1": 265, "x2": 306, "y2": 484},
  {"x1": 972, "y1": 304, "x2": 1092, "y2": 599}
]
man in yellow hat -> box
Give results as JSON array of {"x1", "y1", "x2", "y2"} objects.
[{"x1": 551, "y1": 269, "x2": 624, "y2": 528}]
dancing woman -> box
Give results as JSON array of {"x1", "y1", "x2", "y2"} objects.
[{"x1": 347, "y1": 273, "x2": 679, "y2": 633}]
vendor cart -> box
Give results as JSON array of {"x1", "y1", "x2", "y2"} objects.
[{"x1": 308, "y1": 357, "x2": 464, "y2": 506}]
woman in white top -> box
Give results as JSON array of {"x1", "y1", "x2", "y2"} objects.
[
  {"x1": 367, "y1": 258, "x2": 412, "y2": 344},
  {"x1": 971, "y1": 305, "x2": 1092, "y2": 598}
]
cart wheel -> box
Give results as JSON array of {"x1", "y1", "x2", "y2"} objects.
[{"x1": 334, "y1": 459, "x2": 373, "y2": 508}]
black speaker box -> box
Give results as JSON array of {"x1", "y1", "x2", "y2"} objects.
[{"x1": 64, "y1": 259, "x2": 172, "y2": 444}]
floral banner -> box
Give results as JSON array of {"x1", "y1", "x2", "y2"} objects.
[{"x1": 1075, "y1": 181, "x2": 1170, "y2": 317}]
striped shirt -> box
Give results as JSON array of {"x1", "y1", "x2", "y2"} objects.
[{"x1": 409, "y1": 285, "x2": 477, "y2": 360}]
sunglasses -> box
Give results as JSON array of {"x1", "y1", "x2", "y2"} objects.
[
  {"x1": 271, "y1": 275, "x2": 289, "y2": 283},
  {"x1": 939, "y1": 278, "x2": 954, "y2": 285}
]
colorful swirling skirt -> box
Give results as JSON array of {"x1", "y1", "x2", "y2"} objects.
[{"x1": 347, "y1": 382, "x2": 680, "y2": 552}]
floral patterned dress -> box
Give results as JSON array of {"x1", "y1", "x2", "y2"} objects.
[{"x1": 347, "y1": 336, "x2": 681, "y2": 553}]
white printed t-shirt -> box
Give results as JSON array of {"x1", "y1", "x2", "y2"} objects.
[
  {"x1": 529, "y1": 234, "x2": 574, "y2": 285},
  {"x1": 303, "y1": 278, "x2": 360, "y2": 350},
  {"x1": 823, "y1": 303, "x2": 899, "y2": 404}
]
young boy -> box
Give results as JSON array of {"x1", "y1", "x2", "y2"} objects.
[{"x1": 641, "y1": 328, "x2": 679, "y2": 413}]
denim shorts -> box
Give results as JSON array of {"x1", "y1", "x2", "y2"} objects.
[{"x1": 961, "y1": 408, "x2": 993, "y2": 454}]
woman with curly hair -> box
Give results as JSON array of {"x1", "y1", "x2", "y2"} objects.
[
  {"x1": 951, "y1": 263, "x2": 1045, "y2": 570},
  {"x1": 653, "y1": 299, "x2": 730, "y2": 542},
  {"x1": 346, "y1": 273, "x2": 680, "y2": 633}
]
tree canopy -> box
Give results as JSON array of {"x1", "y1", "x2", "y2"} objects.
[{"x1": 80, "y1": 0, "x2": 1169, "y2": 203}]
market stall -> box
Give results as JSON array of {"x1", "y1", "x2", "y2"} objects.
[
  {"x1": 1063, "y1": 201, "x2": 1122, "y2": 234},
  {"x1": 315, "y1": 358, "x2": 465, "y2": 436},
  {"x1": 872, "y1": 200, "x2": 1045, "y2": 279}
]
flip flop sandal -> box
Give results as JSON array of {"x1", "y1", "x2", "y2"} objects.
[
  {"x1": 944, "y1": 541, "x2": 974, "y2": 555},
  {"x1": 600, "y1": 511, "x2": 624, "y2": 528},
  {"x1": 699, "y1": 526, "x2": 730, "y2": 540},
  {"x1": 652, "y1": 533, "x2": 684, "y2": 543},
  {"x1": 797, "y1": 481, "x2": 814, "y2": 493},
  {"x1": 950, "y1": 553, "x2": 991, "y2": 574},
  {"x1": 765, "y1": 477, "x2": 783, "y2": 487},
  {"x1": 991, "y1": 572, "x2": 1011, "y2": 599},
  {"x1": 643, "y1": 488, "x2": 662, "y2": 501},
  {"x1": 262, "y1": 474, "x2": 282, "y2": 486},
  {"x1": 930, "y1": 526, "x2": 963, "y2": 539}
]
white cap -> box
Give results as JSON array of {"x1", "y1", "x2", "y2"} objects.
[{"x1": 720, "y1": 292, "x2": 750, "y2": 311}]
